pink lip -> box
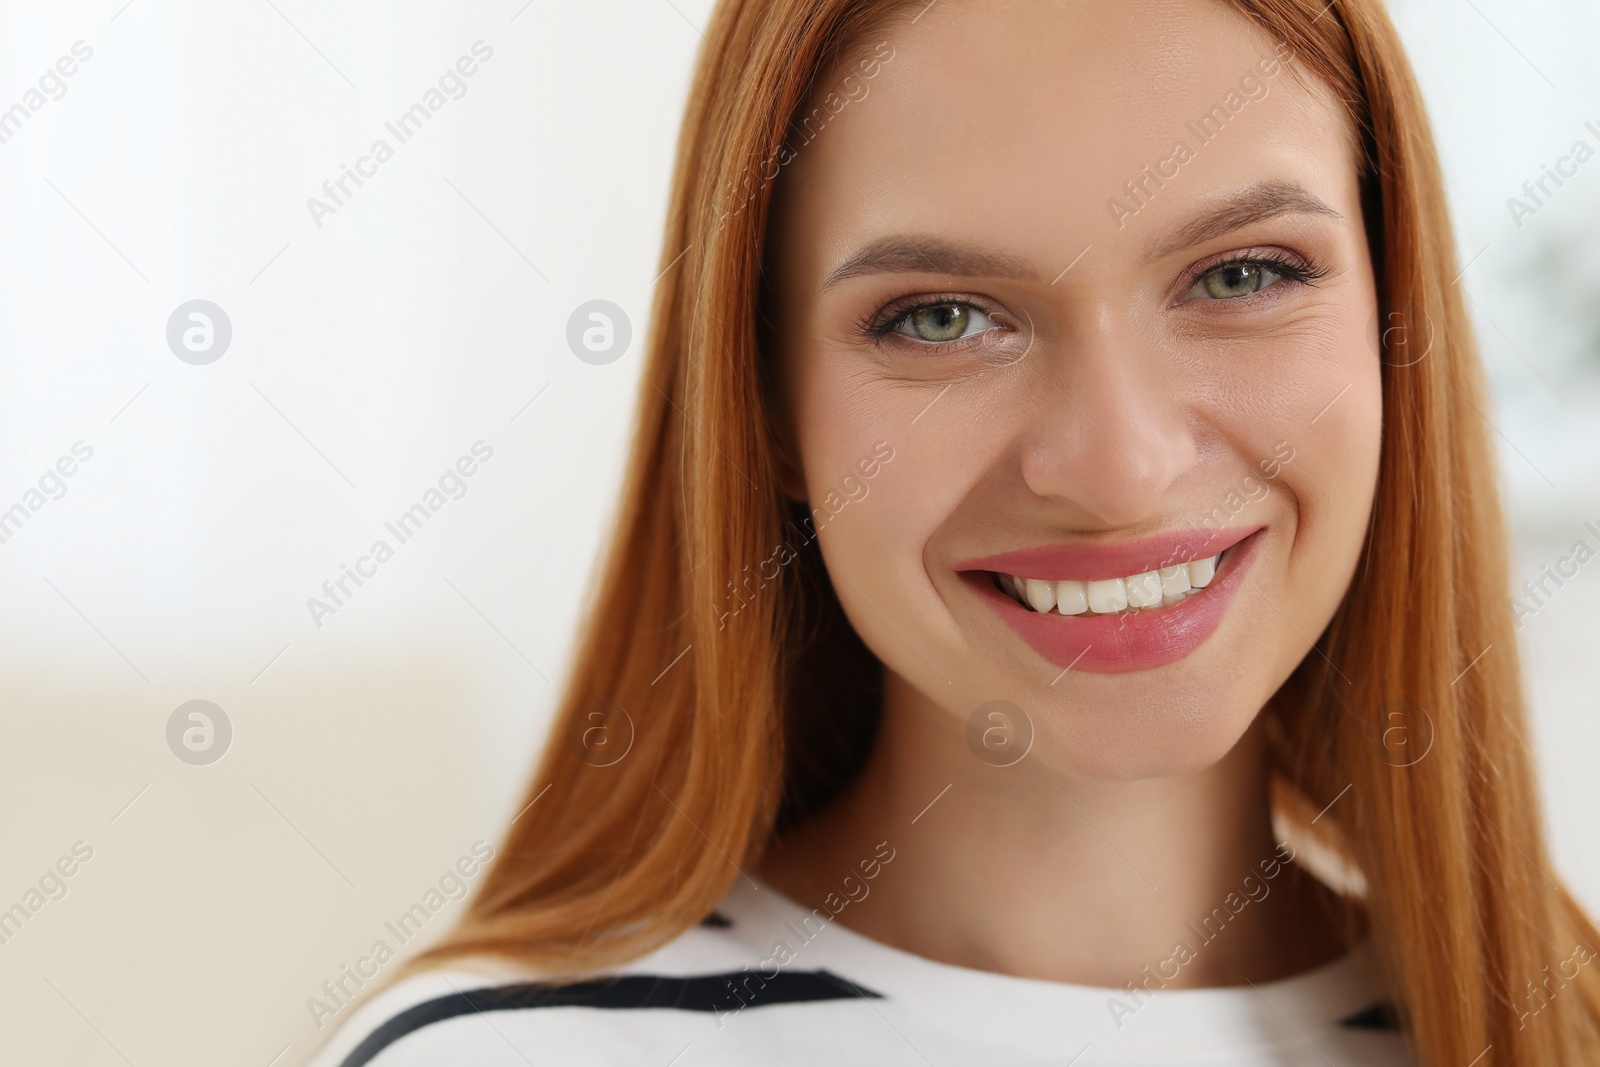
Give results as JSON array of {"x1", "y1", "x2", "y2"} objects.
[
  {"x1": 958, "y1": 526, "x2": 1266, "y2": 674},
  {"x1": 952, "y1": 523, "x2": 1263, "y2": 582}
]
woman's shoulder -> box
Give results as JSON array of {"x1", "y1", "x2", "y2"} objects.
[
  {"x1": 304, "y1": 878, "x2": 1416, "y2": 1066},
  {"x1": 301, "y1": 909, "x2": 775, "y2": 1067}
]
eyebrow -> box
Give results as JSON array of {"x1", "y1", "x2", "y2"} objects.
[
  {"x1": 1142, "y1": 179, "x2": 1344, "y2": 260},
  {"x1": 820, "y1": 234, "x2": 1039, "y2": 293},
  {"x1": 817, "y1": 179, "x2": 1343, "y2": 293}
]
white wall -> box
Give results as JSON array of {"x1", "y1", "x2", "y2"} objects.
[
  {"x1": 0, "y1": 1, "x2": 1594, "y2": 1064},
  {"x1": 1390, "y1": 0, "x2": 1600, "y2": 917}
]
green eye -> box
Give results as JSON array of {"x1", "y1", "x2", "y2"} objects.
[
  {"x1": 1200, "y1": 262, "x2": 1277, "y2": 299},
  {"x1": 1185, "y1": 257, "x2": 1318, "y2": 301},
  {"x1": 900, "y1": 304, "x2": 968, "y2": 341},
  {"x1": 892, "y1": 303, "x2": 994, "y2": 343}
]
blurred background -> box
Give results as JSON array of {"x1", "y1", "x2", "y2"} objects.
[{"x1": 0, "y1": 0, "x2": 1594, "y2": 1063}]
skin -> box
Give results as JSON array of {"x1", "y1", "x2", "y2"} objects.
[{"x1": 756, "y1": 0, "x2": 1383, "y2": 988}]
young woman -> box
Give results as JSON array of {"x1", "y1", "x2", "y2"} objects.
[{"x1": 308, "y1": 0, "x2": 1600, "y2": 1063}]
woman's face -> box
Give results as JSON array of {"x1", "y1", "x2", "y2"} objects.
[{"x1": 767, "y1": 0, "x2": 1382, "y2": 779}]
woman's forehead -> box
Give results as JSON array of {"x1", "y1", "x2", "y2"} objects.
[{"x1": 773, "y1": 0, "x2": 1358, "y2": 282}]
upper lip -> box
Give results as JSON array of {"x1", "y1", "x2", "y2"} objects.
[{"x1": 952, "y1": 524, "x2": 1264, "y2": 582}]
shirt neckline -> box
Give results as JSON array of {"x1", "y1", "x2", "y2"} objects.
[{"x1": 716, "y1": 874, "x2": 1385, "y2": 1059}]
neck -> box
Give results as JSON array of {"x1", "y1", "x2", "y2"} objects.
[{"x1": 755, "y1": 669, "x2": 1353, "y2": 987}]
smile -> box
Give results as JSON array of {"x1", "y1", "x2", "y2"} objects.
[
  {"x1": 991, "y1": 546, "x2": 1223, "y2": 616},
  {"x1": 953, "y1": 525, "x2": 1266, "y2": 674}
]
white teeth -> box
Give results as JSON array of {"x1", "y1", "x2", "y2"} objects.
[
  {"x1": 1086, "y1": 578, "x2": 1128, "y2": 613},
  {"x1": 996, "y1": 551, "x2": 1222, "y2": 615},
  {"x1": 1023, "y1": 577, "x2": 1056, "y2": 613},
  {"x1": 1054, "y1": 579, "x2": 1089, "y2": 615},
  {"x1": 1158, "y1": 565, "x2": 1192, "y2": 597},
  {"x1": 1125, "y1": 570, "x2": 1162, "y2": 608}
]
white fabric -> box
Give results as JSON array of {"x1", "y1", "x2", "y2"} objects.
[{"x1": 306, "y1": 875, "x2": 1414, "y2": 1066}]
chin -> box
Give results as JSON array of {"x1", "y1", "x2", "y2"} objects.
[{"x1": 1024, "y1": 688, "x2": 1265, "y2": 781}]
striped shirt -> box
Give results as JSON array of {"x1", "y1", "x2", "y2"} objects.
[{"x1": 306, "y1": 875, "x2": 1413, "y2": 1066}]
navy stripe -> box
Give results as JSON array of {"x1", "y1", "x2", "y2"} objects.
[{"x1": 335, "y1": 969, "x2": 881, "y2": 1067}]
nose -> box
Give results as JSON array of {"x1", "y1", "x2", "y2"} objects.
[{"x1": 1017, "y1": 312, "x2": 1197, "y2": 525}]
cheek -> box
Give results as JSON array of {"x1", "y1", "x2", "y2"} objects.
[
  {"x1": 1237, "y1": 316, "x2": 1382, "y2": 628},
  {"x1": 1176, "y1": 305, "x2": 1379, "y2": 701},
  {"x1": 1287, "y1": 362, "x2": 1383, "y2": 587},
  {"x1": 1201, "y1": 298, "x2": 1380, "y2": 493},
  {"x1": 794, "y1": 366, "x2": 1008, "y2": 645}
]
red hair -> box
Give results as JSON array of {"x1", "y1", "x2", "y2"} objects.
[{"x1": 397, "y1": 1, "x2": 1600, "y2": 1062}]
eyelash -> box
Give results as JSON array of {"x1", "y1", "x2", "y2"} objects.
[
  {"x1": 1174, "y1": 248, "x2": 1332, "y2": 303},
  {"x1": 855, "y1": 249, "x2": 1332, "y2": 344},
  {"x1": 856, "y1": 293, "x2": 1005, "y2": 340}
]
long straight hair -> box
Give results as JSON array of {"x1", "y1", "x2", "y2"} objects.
[{"x1": 404, "y1": 0, "x2": 1600, "y2": 1061}]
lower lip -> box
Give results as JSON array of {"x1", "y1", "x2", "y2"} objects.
[{"x1": 962, "y1": 528, "x2": 1265, "y2": 675}]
